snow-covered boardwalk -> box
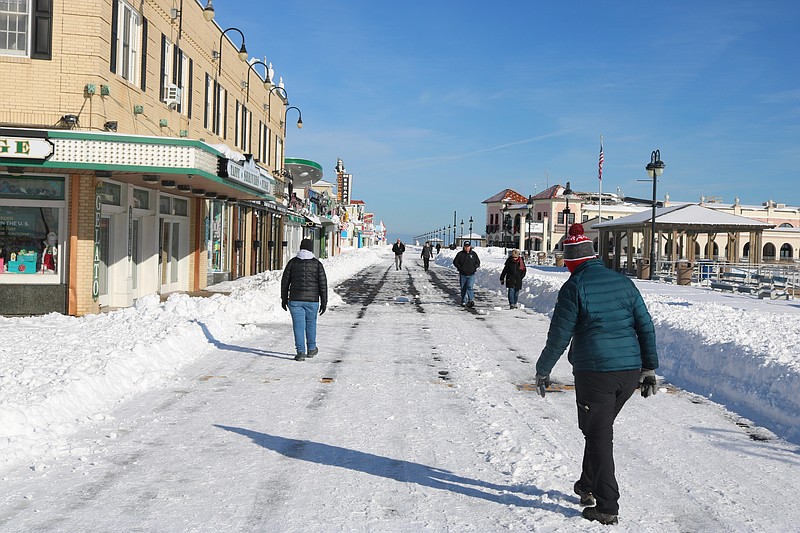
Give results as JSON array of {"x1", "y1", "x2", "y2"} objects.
[{"x1": 1, "y1": 250, "x2": 800, "y2": 531}]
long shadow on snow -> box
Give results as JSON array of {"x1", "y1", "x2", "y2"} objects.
[
  {"x1": 215, "y1": 425, "x2": 577, "y2": 515},
  {"x1": 194, "y1": 320, "x2": 295, "y2": 360}
]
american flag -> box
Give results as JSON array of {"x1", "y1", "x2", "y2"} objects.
[{"x1": 598, "y1": 140, "x2": 604, "y2": 181}]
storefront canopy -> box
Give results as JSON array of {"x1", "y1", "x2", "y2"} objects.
[{"x1": 284, "y1": 158, "x2": 323, "y2": 188}]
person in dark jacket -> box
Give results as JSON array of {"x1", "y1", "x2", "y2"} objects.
[
  {"x1": 420, "y1": 241, "x2": 433, "y2": 272},
  {"x1": 500, "y1": 248, "x2": 526, "y2": 309},
  {"x1": 281, "y1": 239, "x2": 328, "y2": 361},
  {"x1": 392, "y1": 239, "x2": 406, "y2": 270},
  {"x1": 452, "y1": 241, "x2": 480, "y2": 307},
  {"x1": 535, "y1": 224, "x2": 658, "y2": 525}
]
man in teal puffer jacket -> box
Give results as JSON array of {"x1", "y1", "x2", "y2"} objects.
[{"x1": 535, "y1": 224, "x2": 658, "y2": 526}]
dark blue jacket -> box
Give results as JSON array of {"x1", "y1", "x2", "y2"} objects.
[{"x1": 536, "y1": 259, "x2": 658, "y2": 375}]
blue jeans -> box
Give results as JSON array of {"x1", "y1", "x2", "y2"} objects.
[
  {"x1": 459, "y1": 274, "x2": 475, "y2": 304},
  {"x1": 288, "y1": 301, "x2": 319, "y2": 354},
  {"x1": 507, "y1": 287, "x2": 519, "y2": 306}
]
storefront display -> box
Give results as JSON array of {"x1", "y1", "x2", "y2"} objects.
[{"x1": 0, "y1": 175, "x2": 65, "y2": 279}]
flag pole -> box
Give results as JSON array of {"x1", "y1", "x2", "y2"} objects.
[{"x1": 598, "y1": 135, "x2": 604, "y2": 223}]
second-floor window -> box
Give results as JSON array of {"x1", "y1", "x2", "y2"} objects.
[
  {"x1": 116, "y1": 1, "x2": 141, "y2": 83},
  {"x1": 0, "y1": 0, "x2": 28, "y2": 56},
  {"x1": 213, "y1": 82, "x2": 227, "y2": 138}
]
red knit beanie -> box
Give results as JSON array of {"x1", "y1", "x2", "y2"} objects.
[{"x1": 563, "y1": 224, "x2": 595, "y2": 272}]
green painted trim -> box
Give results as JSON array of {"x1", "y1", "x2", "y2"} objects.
[
  {"x1": 9, "y1": 160, "x2": 274, "y2": 200},
  {"x1": 283, "y1": 158, "x2": 323, "y2": 171},
  {"x1": 46, "y1": 130, "x2": 224, "y2": 157}
]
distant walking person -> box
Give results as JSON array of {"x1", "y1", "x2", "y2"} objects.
[
  {"x1": 436, "y1": 243, "x2": 441, "y2": 254},
  {"x1": 392, "y1": 238, "x2": 406, "y2": 270},
  {"x1": 534, "y1": 224, "x2": 658, "y2": 525},
  {"x1": 500, "y1": 249, "x2": 526, "y2": 309},
  {"x1": 281, "y1": 239, "x2": 328, "y2": 361},
  {"x1": 453, "y1": 241, "x2": 480, "y2": 307},
  {"x1": 421, "y1": 241, "x2": 433, "y2": 271}
]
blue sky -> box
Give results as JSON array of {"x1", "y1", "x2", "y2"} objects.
[{"x1": 221, "y1": 0, "x2": 799, "y2": 240}]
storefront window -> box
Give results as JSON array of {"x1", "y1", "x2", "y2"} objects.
[
  {"x1": 159, "y1": 196, "x2": 171, "y2": 214},
  {"x1": 173, "y1": 198, "x2": 188, "y2": 217},
  {"x1": 0, "y1": 176, "x2": 64, "y2": 200},
  {"x1": 207, "y1": 200, "x2": 228, "y2": 272},
  {"x1": 1, "y1": 176, "x2": 65, "y2": 282},
  {"x1": 100, "y1": 182, "x2": 122, "y2": 205},
  {"x1": 132, "y1": 188, "x2": 150, "y2": 209},
  {"x1": 0, "y1": 206, "x2": 60, "y2": 276}
]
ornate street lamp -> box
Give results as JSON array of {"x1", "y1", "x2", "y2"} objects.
[
  {"x1": 215, "y1": 27, "x2": 248, "y2": 78},
  {"x1": 645, "y1": 150, "x2": 666, "y2": 280},
  {"x1": 245, "y1": 60, "x2": 273, "y2": 102},
  {"x1": 562, "y1": 181, "x2": 574, "y2": 246},
  {"x1": 284, "y1": 106, "x2": 303, "y2": 134},
  {"x1": 502, "y1": 204, "x2": 510, "y2": 254},
  {"x1": 526, "y1": 195, "x2": 535, "y2": 254},
  {"x1": 469, "y1": 216, "x2": 473, "y2": 241}
]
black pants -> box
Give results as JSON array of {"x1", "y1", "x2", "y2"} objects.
[
  {"x1": 574, "y1": 369, "x2": 639, "y2": 515},
  {"x1": 422, "y1": 257, "x2": 430, "y2": 271}
]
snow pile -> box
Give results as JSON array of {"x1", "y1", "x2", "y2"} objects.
[
  {"x1": 435, "y1": 246, "x2": 800, "y2": 442},
  {"x1": 0, "y1": 247, "x2": 383, "y2": 468}
]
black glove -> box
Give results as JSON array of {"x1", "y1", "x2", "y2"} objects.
[
  {"x1": 319, "y1": 304, "x2": 326, "y2": 315},
  {"x1": 639, "y1": 369, "x2": 657, "y2": 398},
  {"x1": 535, "y1": 374, "x2": 551, "y2": 398},
  {"x1": 281, "y1": 300, "x2": 288, "y2": 311}
]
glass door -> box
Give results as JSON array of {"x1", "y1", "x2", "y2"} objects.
[{"x1": 159, "y1": 218, "x2": 182, "y2": 293}]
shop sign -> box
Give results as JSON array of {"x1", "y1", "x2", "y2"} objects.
[
  {"x1": 528, "y1": 221, "x2": 545, "y2": 234},
  {"x1": 0, "y1": 211, "x2": 35, "y2": 235},
  {"x1": 218, "y1": 156, "x2": 269, "y2": 193},
  {"x1": 92, "y1": 185, "x2": 102, "y2": 301},
  {"x1": 128, "y1": 206, "x2": 133, "y2": 259},
  {"x1": 0, "y1": 136, "x2": 54, "y2": 160}
]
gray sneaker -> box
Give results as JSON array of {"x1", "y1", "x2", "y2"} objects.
[
  {"x1": 295, "y1": 352, "x2": 306, "y2": 361},
  {"x1": 574, "y1": 482, "x2": 595, "y2": 506},
  {"x1": 308, "y1": 347, "x2": 319, "y2": 358}
]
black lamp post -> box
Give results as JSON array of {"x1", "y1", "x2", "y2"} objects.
[
  {"x1": 502, "y1": 204, "x2": 510, "y2": 254},
  {"x1": 562, "y1": 181, "x2": 574, "y2": 247},
  {"x1": 245, "y1": 60, "x2": 273, "y2": 102},
  {"x1": 216, "y1": 27, "x2": 248, "y2": 78},
  {"x1": 284, "y1": 106, "x2": 303, "y2": 135},
  {"x1": 460, "y1": 219, "x2": 464, "y2": 244},
  {"x1": 526, "y1": 195, "x2": 534, "y2": 254},
  {"x1": 448, "y1": 224, "x2": 452, "y2": 247},
  {"x1": 267, "y1": 85, "x2": 289, "y2": 125},
  {"x1": 645, "y1": 150, "x2": 666, "y2": 280},
  {"x1": 469, "y1": 216, "x2": 473, "y2": 240}
]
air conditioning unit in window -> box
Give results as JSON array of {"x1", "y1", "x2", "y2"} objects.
[{"x1": 163, "y1": 84, "x2": 181, "y2": 108}]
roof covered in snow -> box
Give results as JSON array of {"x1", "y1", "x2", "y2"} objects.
[{"x1": 594, "y1": 203, "x2": 776, "y2": 231}]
